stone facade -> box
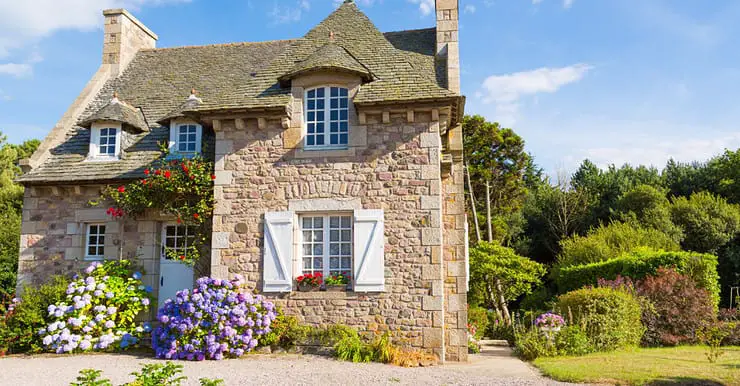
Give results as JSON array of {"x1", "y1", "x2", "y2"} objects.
[{"x1": 208, "y1": 103, "x2": 467, "y2": 361}]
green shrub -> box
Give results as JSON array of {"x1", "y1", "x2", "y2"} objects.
[
  {"x1": 519, "y1": 286, "x2": 555, "y2": 312},
  {"x1": 70, "y1": 369, "x2": 112, "y2": 386},
  {"x1": 263, "y1": 314, "x2": 311, "y2": 349},
  {"x1": 313, "y1": 324, "x2": 361, "y2": 346},
  {"x1": 467, "y1": 306, "x2": 488, "y2": 339},
  {"x1": 555, "y1": 247, "x2": 720, "y2": 306},
  {"x1": 555, "y1": 325, "x2": 592, "y2": 356},
  {"x1": 556, "y1": 287, "x2": 644, "y2": 352},
  {"x1": 0, "y1": 275, "x2": 68, "y2": 353},
  {"x1": 488, "y1": 312, "x2": 515, "y2": 345},
  {"x1": 513, "y1": 327, "x2": 555, "y2": 360},
  {"x1": 334, "y1": 334, "x2": 374, "y2": 363},
  {"x1": 70, "y1": 363, "x2": 223, "y2": 386},
  {"x1": 557, "y1": 222, "x2": 681, "y2": 267}
]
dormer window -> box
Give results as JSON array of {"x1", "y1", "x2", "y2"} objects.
[
  {"x1": 169, "y1": 121, "x2": 202, "y2": 156},
  {"x1": 89, "y1": 122, "x2": 122, "y2": 160},
  {"x1": 305, "y1": 86, "x2": 349, "y2": 149}
]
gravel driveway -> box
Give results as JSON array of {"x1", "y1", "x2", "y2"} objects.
[{"x1": 0, "y1": 351, "x2": 576, "y2": 385}]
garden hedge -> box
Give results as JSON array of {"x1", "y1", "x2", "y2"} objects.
[{"x1": 555, "y1": 247, "x2": 720, "y2": 306}]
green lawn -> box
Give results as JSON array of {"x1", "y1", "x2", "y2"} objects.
[{"x1": 533, "y1": 346, "x2": 740, "y2": 385}]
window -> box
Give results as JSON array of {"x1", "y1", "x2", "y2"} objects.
[
  {"x1": 85, "y1": 224, "x2": 106, "y2": 260},
  {"x1": 169, "y1": 122, "x2": 202, "y2": 156},
  {"x1": 305, "y1": 87, "x2": 349, "y2": 149},
  {"x1": 89, "y1": 123, "x2": 122, "y2": 159},
  {"x1": 161, "y1": 224, "x2": 196, "y2": 260},
  {"x1": 301, "y1": 215, "x2": 352, "y2": 277}
]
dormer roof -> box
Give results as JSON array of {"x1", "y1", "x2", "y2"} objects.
[
  {"x1": 278, "y1": 42, "x2": 372, "y2": 85},
  {"x1": 78, "y1": 95, "x2": 149, "y2": 132},
  {"x1": 158, "y1": 91, "x2": 203, "y2": 125}
]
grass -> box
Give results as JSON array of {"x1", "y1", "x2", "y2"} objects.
[{"x1": 533, "y1": 346, "x2": 740, "y2": 385}]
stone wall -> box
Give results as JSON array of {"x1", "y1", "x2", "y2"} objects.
[
  {"x1": 17, "y1": 185, "x2": 163, "y2": 317},
  {"x1": 210, "y1": 108, "x2": 463, "y2": 359}
]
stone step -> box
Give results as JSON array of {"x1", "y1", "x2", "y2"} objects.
[{"x1": 479, "y1": 339, "x2": 510, "y2": 347}]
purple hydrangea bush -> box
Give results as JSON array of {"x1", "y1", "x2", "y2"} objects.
[
  {"x1": 39, "y1": 261, "x2": 152, "y2": 354},
  {"x1": 152, "y1": 275, "x2": 277, "y2": 360}
]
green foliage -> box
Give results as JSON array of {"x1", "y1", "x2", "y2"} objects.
[
  {"x1": 468, "y1": 339, "x2": 481, "y2": 354},
  {"x1": 467, "y1": 306, "x2": 489, "y2": 339},
  {"x1": 263, "y1": 314, "x2": 311, "y2": 349},
  {"x1": 615, "y1": 184, "x2": 683, "y2": 243},
  {"x1": 100, "y1": 156, "x2": 214, "y2": 266},
  {"x1": 488, "y1": 313, "x2": 515, "y2": 345},
  {"x1": 198, "y1": 379, "x2": 225, "y2": 386},
  {"x1": 557, "y1": 221, "x2": 680, "y2": 267},
  {"x1": 670, "y1": 191, "x2": 740, "y2": 253},
  {"x1": 697, "y1": 322, "x2": 737, "y2": 363},
  {"x1": 555, "y1": 247, "x2": 720, "y2": 306},
  {"x1": 556, "y1": 287, "x2": 644, "y2": 352},
  {"x1": 469, "y1": 241, "x2": 546, "y2": 311},
  {"x1": 0, "y1": 275, "x2": 68, "y2": 353},
  {"x1": 127, "y1": 362, "x2": 187, "y2": 386},
  {"x1": 0, "y1": 212, "x2": 21, "y2": 298},
  {"x1": 463, "y1": 115, "x2": 531, "y2": 243},
  {"x1": 513, "y1": 327, "x2": 556, "y2": 360},
  {"x1": 554, "y1": 325, "x2": 592, "y2": 356},
  {"x1": 70, "y1": 369, "x2": 112, "y2": 386},
  {"x1": 334, "y1": 333, "x2": 374, "y2": 363},
  {"x1": 519, "y1": 286, "x2": 555, "y2": 312}
]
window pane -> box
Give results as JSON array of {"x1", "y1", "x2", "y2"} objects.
[
  {"x1": 307, "y1": 136, "x2": 315, "y2": 146},
  {"x1": 341, "y1": 216, "x2": 351, "y2": 227},
  {"x1": 188, "y1": 134, "x2": 196, "y2": 142},
  {"x1": 313, "y1": 217, "x2": 323, "y2": 228},
  {"x1": 187, "y1": 143, "x2": 196, "y2": 151},
  {"x1": 100, "y1": 137, "x2": 108, "y2": 145},
  {"x1": 316, "y1": 88, "x2": 325, "y2": 98},
  {"x1": 307, "y1": 112, "x2": 315, "y2": 121},
  {"x1": 341, "y1": 243, "x2": 351, "y2": 255},
  {"x1": 340, "y1": 122, "x2": 348, "y2": 132},
  {"x1": 339, "y1": 134, "x2": 348, "y2": 145},
  {"x1": 313, "y1": 259, "x2": 322, "y2": 269},
  {"x1": 331, "y1": 111, "x2": 338, "y2": 120},
  {"x1": 340, "y1": 98, "x2": 348, "y2": 108},
  {"x1": 331, "y1": 99, "x2": 338, "y2": 109},
  {"x1": 302, "y1": 231, "x2": 312, "y2": 242},
  {"x1": 313, "y1": 244, "x2": 323, "y2": 255},
  {"x1": 330, "y1": 217, "x2": 339, "y2": 227},
  {"x1": 317, "y1": 99, "x2": 324, "y2": 109},
  {"x1": 316, "y1": 135, "x2": 325, "y2": 145},
  {"x1": 330, "y1": 256, "x2": 339, "y2": 269},
  {"x1": 313, "y1": 231, "x2": 323, "y2": 242},
  {"x1": 307, "y1": 89, "x2": 315, "y2": 98},
  {"x1": 316, "y1": 123, "x2": 324, "y2": 133},
  {"x1": 330, "y1": 230, "x2": 339, "y2": 242},
  {"x1": 302, "y1": 217, "x2": 312, "y2": 229},
  {"x1": 303, "y1": 258, "x2": 312, "y2": 270},
  {"x1": 330, "y1": 134, "x2": 338, "y2": 145},
  {"x1": 340, "y1": 110, "x2": 348, "y2": 120},
  {"x1": 317, "y1": 111, "x2": 324, "y2": 121},
  {"x1": 341, "y1": 230, "x2": 351, "y2": 241},
  {"x1": 307, "y1": 100, "x2": 315, "y2": 110},
  {"x1": 330, "y1": 244, "x2": 340, "y2": 256},
  {"x1": 339, "y1": 88, "x2": 348, "y2": 97},
  {"x1": 88, "y1": 247, "x2": 96, "y2": 256},
  {"x1": 331, "y1": 87, "x2": 339, "y2": 97}
]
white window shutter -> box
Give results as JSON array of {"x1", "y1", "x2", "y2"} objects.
[
  {"x1": 89, "y1": 128, "x2": 100, "y2": 157},
  {"x1": 168, "y1": 123, "x2": 177, "y2": 154},
  {"x1": 353, "y1": 209, "x2": 385, "y2": 292},
  {"x1": 263, "y1": 211, "x2": 294, "y2": 293}
]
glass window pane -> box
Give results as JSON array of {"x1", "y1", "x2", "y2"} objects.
[
  {"x1": 317, "y1": 99, "x2": 324, "y2": 109},
  {"x1": 109, "y1": 128, "x2": 116, "y2": 135},
  {"x1": 302, "y1": 231, "x2": 312, "y2": 242},
  {"x1": 316, "y1": 135, "x2": 325, "y2": 145},
  {"x1": 313, "y1": 231, "x2": 323, "y2": 242},
  {"x1": 307, "y1": 89, "x2": 315, "y2": 98},
  {"x1": 307, "y1": 112, "x2": 315, "y2": 121},
  {"x1": 330, "y1": 244, "x2": 340, "y2": 256},
  {"x1": 303, "y1": 244, "x2": 312, "y2": 256},
  {"x1": 307, "y1": 136, "x2": 315, "y2": 146},
  {"x1": 341, "y1": 243, "x2": 351, "y2": 255},
  {"x1": 339, "y1": 88, "x2": 348, "y2": 97},
  {"x1": 303, "y1": 258, "x2": 312, "y2": 270},
  {"x1": 340, "y1": 122, "x2": 348, "y2": 132},
  {"x1": 302, "y1": 217, "x2": 312, "y2": 229},
  {"x1": 97, "y1": 246, "x2": 105, "y2": 256},
  {"x1": 330, "y1": 217, "x2": 339, "y2": 227},
  {"x1": 330, "y1": 230, "x2": 339, "y2": 242},
  {"x1": 342, "y1": 256, "x2": 352, "y2": 268},
  {"x1": 187, "y1": 143, "x2": 196, "y2": 151},
  {"x1": 331, "y1": 87, "x2": 339, "y2": 97},
  {"x1": 307, "y1": 100, "x2": 315, "y2": 110},
  {"x1": 179, "y1": 134, "x2": 188, "y2": 142},
  {"x1": 330, "y1": 134, "x2": 338, "y2": 145},
  {"x1": 314, "y1": 217, "x2": 323, "y2": 228},
  {"x1": 316, "y1": 88, "x2": 325, "y2": 98},
  {"x1": 330, "y1": 256, "x2": 339, "y2": 269},
  {"x1": 340, "y1": 110, "x2": 348, "y2": 120},
  {"x1": 188, "y1": 134, "x2": 196, "y2": 142},
  {"x1": 331, "y1": 99, "x2": 338, "y2": 109},
  {"x1": 339, "y1": 134, "x2": 348, "y2": 145},
  {"x1": 100, "y1": 137, "x2": 108, "y2": 145},
  {"x1": 331, "y1": 111, "x2": 338, "y2": 120},
  {"x1": 341, "y1": 216, "x2": 351, "y2": 228},
  {"x1": 316, "y1": 123, "x2": 324, "y2": 133},
  {"x1": 88, "y1": 247, "x2": 96, "y2": 256},
  {"x1": 330, "y1": 122, "x2": 338, "y2": 132},
  {"x1": 317, "y1": 111, "x2": 324, "y2": 121},
  {"x1": 313, "y1": 259, "x2": 322, "y2": 269},
  {"x1": 313, "y1": 244, "x2": 323, "y2": 255},
  {"x1": 340, "y1": 98, "x2": 348, "y2": 108},
  {"x1": 341, "y1": 230, "x2": 351, "y2": 241}
]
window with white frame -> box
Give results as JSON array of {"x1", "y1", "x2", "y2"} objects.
[
  {"x1": 300, "y1": 215, "x2": 352, "y2": 277},
  {"x1": 305, "y1": 87, "x2": 349, "y2": 149},
  {"x1": 169, "y1": 122, "x2": 202, "y2": 155},
  {"x1": 89, "y1": 123, "x2": 122, "y2": 159},
  {"x1": 161, "y1": 224, "x2": 197, "y2": 260},
  {"x1": 85, "y1": 224, "x2": 106, "y2": 259}
]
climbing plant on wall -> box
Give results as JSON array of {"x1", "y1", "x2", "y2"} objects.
[{"x1": 98, "y1": 150, "x2": 215, "y2": 266}]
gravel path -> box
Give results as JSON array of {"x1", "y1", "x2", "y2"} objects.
[{"x1": 0, "y1": 350, "x2": 576, "y2": 385}]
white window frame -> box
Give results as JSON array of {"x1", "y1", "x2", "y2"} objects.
[
  {"x1": 161, "y1": 223, "x2": 197, "y2": 260},
  {"x1": 298, "y1": 213, "x2": 353, "y2": 279},
  {"x1": 84, "y1": 224, "x2": 106, "y2": 260},
  {"x1": 168, "y1": 120, "x2": 203, "y2": 157},
  {"x1": 88, "y1": 122, "x2": 122, "y2": 160},
  {"x1": 303, "y1": 86, "x2": 350, "y2": 150}
]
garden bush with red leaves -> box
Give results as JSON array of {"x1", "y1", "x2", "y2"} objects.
[
  {"x1": 718, "y1": 308, "x2": 740, "y2": 346},
  {"x1": 600, "y1": 268, "x2": 715, "y2": 347}
]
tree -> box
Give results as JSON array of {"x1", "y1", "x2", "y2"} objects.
[
  {"x1": 0, "y1": 132, "x2": 40, "y2": 296},
  {"x1": 615, "y1": 184, "x2": 683, "y2": 243},
  {"x1": 469, "y1": 241, "x2": 545, "y2": 323},
  {"x1": 670, "y1": 191, "x2": 740, "y2": 254},
  {"x1": 462, "y1": 115, "x2": 530, "y2": 244}
]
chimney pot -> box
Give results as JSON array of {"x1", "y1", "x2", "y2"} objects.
[
  {"x1": 435, "y1": 0, "x2": 460, "y2": 94},
  {"x1": 102, "y1": 9, "x2": 158, "y2": 76}
]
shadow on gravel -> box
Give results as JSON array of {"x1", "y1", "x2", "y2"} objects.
[{"x1": 646, "y1": 378, "x2": 725, "y2": 386}]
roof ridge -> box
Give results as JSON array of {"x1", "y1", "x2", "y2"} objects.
[
  {"x1": 384, "y1": 27, "x2": 436, "y2": 34},
  {"x1": 139, "y1": 39, "x2": 297, "y2": 52}
]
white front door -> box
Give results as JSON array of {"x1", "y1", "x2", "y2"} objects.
[{"x1": 158, "y1": 224, "x2": 195, "y2": 306}]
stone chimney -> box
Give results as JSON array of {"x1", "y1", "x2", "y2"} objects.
[
  {"x1": 102, "y1": 9, "x2": 158, "y2": 76},
  {"x1": 435, "y1": 0, "x2": 460, "y2": 94}
]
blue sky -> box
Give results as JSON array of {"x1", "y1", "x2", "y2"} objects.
[{"x1": 1, "y1": 0, "x2": 739, "y2": 175}]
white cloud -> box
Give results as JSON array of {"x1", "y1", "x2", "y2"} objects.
[
  {"x1": 0, "y1": 63, "x2": 32, "y2": 78},
  {"x1": 408, "y1": 0, "x2": 434, "y2": 16},
  {"x1": 464, "y1": 4, "x2": 476, "y2": 14},
  {"x1": 477, "y1": 64, "x2": 592, "y2": 124},
  {"x1": 334, "y1": 0, "x2": 376, "y2": 6},
  {"x1": 532, "y1": 0, "x2": 543, "y2": 4},
  {"x1": 0, "y1": 89, "x2": 11, "y2": 102},
  {"x1": 563, "y1": 0, "x2": 574, "y2": 9},
  {"x1": 270, "y1": 0, "x2": 315, "y2": 24}
]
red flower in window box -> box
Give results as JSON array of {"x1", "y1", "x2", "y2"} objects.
[
  {"x1": 144, "y1": 169, "x2": 150, "y2": 175},
  {"x1": 155, "y1": 169, "x2": 161, "y2": 176},
  {"x1": 164, "y1": 171, "x2": 172, "y2": 179},
  {"x1": 211, "y1": 174, "x2": 217, "y2": 180},
  {"x1": 193, "y1": 213, "x2": 200, "y2": 220},
  {"x1": 117, "y1": 186, "x2": 126, "y2": 193},
  {"x1": 296, "y1": 272, "x2": 322, "y2": 290}
]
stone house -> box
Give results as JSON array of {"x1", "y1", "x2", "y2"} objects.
[{"x1": 16, "y1": 0, "x2": 468, "y2": 361}]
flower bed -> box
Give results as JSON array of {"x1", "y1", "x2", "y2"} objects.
[
  {"x1": 152, "y1": 276, "x2": 277, "y2": 360},
  {"x1": 39, "y1": 261, "x2": 152, "y2": 353}
]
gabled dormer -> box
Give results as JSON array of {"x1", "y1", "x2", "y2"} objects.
[
  {"x1": 79, "y1": 92, "x2": 148, "y2": 161},
  {"x1": 158, "y1": 89, "x2": 204, "y2": 158}
]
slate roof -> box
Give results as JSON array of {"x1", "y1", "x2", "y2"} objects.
[
  {"x1": 279, "y1": 43, "x2": 372, "y2": 84},
  {"x1": 19, "y1": 1, "x2": 456, "y2": 184},
  {"x1": 79, "y1": 97, "x2": 149, "y2": 132}
]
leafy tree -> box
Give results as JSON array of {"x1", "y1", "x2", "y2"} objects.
[
  {"x1": 469, "y1": 241, "x2": 545, "y2": 323},
  {"x1": 705, "y1": 149, "x2": 740, "y2": 204},
  {"x1": 0, "y1": 133, "x2": 40, "y2": 296},
  {"x1": 463, "y1": 115, "x2": 530, "y2": 244},
  {"x1": 670, "y1": 191, "x2": 740, "y2": 254},
  {"x1": 556, "y1": 221, "x2": 681, "y2": 267},
  {"x1": 615, "y1": 184, "x2": 683, "y2": 243}
]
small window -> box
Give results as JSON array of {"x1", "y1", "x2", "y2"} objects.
[
  {"x1": 89, "y1": 124, "x2": 121, "y2": 159},
  {"x1": 85, "y1": 224, "x2": 106, "y2": 260},
  {"x1": 300, "y1": 214, "x2": 352, "y2": 277},
  {"x1": 169, "y1": 122, "x2": 202, "y2": 156},
  {"x1": 161, "y1": 224, "x2": 197, "y2": 260},
  {"x1": 305, "y1": 87, "x2": 349, "y2": 149}
]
